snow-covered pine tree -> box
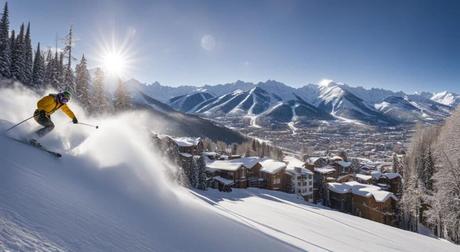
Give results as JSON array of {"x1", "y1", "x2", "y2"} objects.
[
  {"x1": 113, "y1": 78, "x2": 131, "y2": 112},
  {"x1": 11, "y1": 23, "x2": 25, "y2": 82},
  {"x1": 90, "y1": 68, "x2": 110, "y2": 114},
  {"x1": 431, "y1": 109, "x2": 460, "y2": 243},
  {"x1": 43, "y1": 49, "x2": 52, "y2": 86},
  {"x1": 63, "y1": 67, "x2": 74, "y2": 93},
  {"x1": 423, "y1": 148, "x2": 434, "y2": 192},
  {"x1": 48, "y1": 50, "x2": 61, "y2": 90},
  {"x1": 57, "y1": 51, "x2": 65, "y2": 90},
  {"x1": 393, "y1": 153, "x2": 402, "y2": 175},
  {"x1": 32, "y1": 42, "x2": 45, "y2": 89},
  {"x1": 23, "y1": 22, "x2": 33, "y2": 86},
  {"x1": 0, "y1": 2, "x2": 11, "y2": 79},
  {"x1": 74, "y1": 54, "x2": 90, "y2": 111},
  {"x1": 62, "y1": 25, "x2": 76, "y2": 93}
]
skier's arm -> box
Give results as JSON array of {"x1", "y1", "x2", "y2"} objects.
[{"x1": 60, "y1": 104, "x2": 76, "y2": 120}]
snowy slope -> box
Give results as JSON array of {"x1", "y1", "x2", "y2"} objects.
[
  {"x1": 375, "y1": 96, "x2": 448, "y2": 122},
  {"x1": 315, "y1": 82, "x2": 397, "y2": 125},
  {"x1": 168, "y1": 92, "x2": 214, "y2": 112},
  {"x1": 0, "y1": 87, "x2": 295, "y2": 252},
  {"x1": 195, "y1": 188, "x2": 459, "y2": 252}
]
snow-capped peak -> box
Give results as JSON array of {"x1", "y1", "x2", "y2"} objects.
[
  {"x1": 318, "y1": 79, "x2": 335, "y2": 87},
  {"x1": 431, "y1": 91, "x2": 460, "y2": 106},
  {"x1": 232, "y1": 89, "x2": 244, "y2": 95}
]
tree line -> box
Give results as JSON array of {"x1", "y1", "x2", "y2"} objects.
[
  {"x1": 399, "y1": 109, "x2": 460, "y2": 244},
  {"x1": 0, "y1": 2, "x2": 132, "y2": 114}
]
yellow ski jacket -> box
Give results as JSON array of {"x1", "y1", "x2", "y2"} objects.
[{"x1": 36, "y1": 95, "x2": 76, "y2": 119}]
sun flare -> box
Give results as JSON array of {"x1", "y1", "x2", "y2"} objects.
[
  {"x1": 94, "y1": 31, "x2": 137, "y2": 79},
  {"x1": 102, "y1": 51, "x2": 127, "y2": 76}
]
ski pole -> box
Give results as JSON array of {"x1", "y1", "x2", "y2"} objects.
[
  {"x1": 5, "y1": 115, "x2": 34, "y2": 132},
  {"x1": 78, "y1": 122, "x2": 99, "y2": 129}
]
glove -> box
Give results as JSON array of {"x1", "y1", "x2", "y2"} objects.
[{"x1": 72, "y1": 117, "x2": 78, "y2": 124}]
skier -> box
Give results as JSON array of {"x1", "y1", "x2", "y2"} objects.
[{"x1": 32, "y1": 91, "x2": 78, "y2": 143}]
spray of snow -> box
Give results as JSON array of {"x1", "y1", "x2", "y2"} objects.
[{"x1": 0, "y1": 85, "x2": 298, "y2": 251}]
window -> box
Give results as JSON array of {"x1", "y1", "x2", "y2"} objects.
[
  {"x1": 308, "y1": 175, "x2": 312, "y2": 180},
  {"x1": 274, "y1": 177, "x2": 281, "y2": 184},
  {"x1": 309, "y1": 188, "x2": 312, "y2": 192}
]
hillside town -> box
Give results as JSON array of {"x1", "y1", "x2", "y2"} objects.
[
  {"x1": 152, "y1": 134, "x2": 403, "y2": 227},
  {"x1": 231, "y1": 120, "x2": 413, "y2": 162}
]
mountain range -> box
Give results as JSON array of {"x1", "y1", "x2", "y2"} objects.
[{"x1": 126, "y1": 79, "x2": 460, "y2": 127}]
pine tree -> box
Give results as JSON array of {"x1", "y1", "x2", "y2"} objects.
[
  {"x1": 74, "y1": 54, "x2": 90, "y2": 111},
  {"x1": 0, "y1": 2, "x2": 11, "y2": 79},
  {"x1": 113, "y1": 78, "x2": 131, "y2": 112},
  {"x1": 63, "y1": 26, "x2": 76, "y2": 93},
  {"x1": 32, "y1": 42, "x2": 45, "y2": 89},
  {"x1": 23, "y1": 22, "x2": 33, "y2": 85},
  {"x1": 43, "y1": 49, "x2": 52, "y2": 86},
  {"x1": 423, "y1": 148, "x2": 434, "y2": 192},
  {"x1": 48, "y1": 50, "x2": 60, "y2": 90},
  {"x1": 11, "y1": 23, "x2": 25, "y2": 82},
  {"x1": 64, "y1": 67, "x2": 74, "y2": 93},
  {"x1": 57, "y1": 51, "x2": 65, "y2": 90},
  {"x1": 90, "y1": 68, "x2": 110, "y2": 114}
]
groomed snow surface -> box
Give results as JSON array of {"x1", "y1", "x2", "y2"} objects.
[
  {"x1": 194, "y1": 188, "x2": 458, "y2": 252},
  {"x1": 0, "y1": 86, "x2": 458, "y2": 251}
]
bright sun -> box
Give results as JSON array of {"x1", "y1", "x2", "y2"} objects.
[
  {"x1": 94, "y1": 30, "x2": 137, "y2": 79},
  {"x1": 102, "y1": 51, "x2": 127, "y2": 76}
]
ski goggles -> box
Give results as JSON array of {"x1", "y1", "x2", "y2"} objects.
[{"x1": 58, "y1": 94, "x2": 69, "y2": 104}]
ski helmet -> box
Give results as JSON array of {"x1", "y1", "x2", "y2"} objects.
[{"x1": 58, "y1": 91, "x2": 71, "y2": 104}]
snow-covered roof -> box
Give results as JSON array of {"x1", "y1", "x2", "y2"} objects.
[
  {"x1": 383, "y1": 173, "x2": 401, "y2": 180},
  {"x1": 180, "y1": 153, "x2": 193, "y2": 158},
  {"x1": 331, "y1": 155, "x2": 343, "y2": 161},
  {"x1": 213, "y1": 176, "x2": 234, "y2": 186},
  {"x1": 239, "y1": 157, "x2": 261, "y2": 169},
  {"x1": 355, "y1": 174, "x2": 372, "y2": 181},
  {"x1": 345, "y1": 182, "x2": 397, "y2": 203},
  {"x1": 206, "y1": 157, "x2": 260, "y2": 172},
  {"x1": 286, "y1": 166, "x2": 313, "y2": 175},
  {"x1": 206, "y1": 160, "x2": 243, "y2": 172},
  {"x1": 171, "y1": 137, "x2": 201, "y2": 147},
  {"x1": 260, "y1": 159, "x2": 286, "y2": 174},
  {"x1": 203, "y1": 151, "x2": 218, "y2": 156},
  {"x1": 314, "y1": 166, "x2": 336, "y2": 174},
  {"x1": 336, "y1": 160, "x2": 352, "y2": 168},
  {"x1": 283, "y1": 156, "x2": 305, "y2": 169},
  {"x1": 371, "y1": 171, "x2": 382, "y2": 180},
  {"x1": 328, "y1": 182, "x2": 352, "y2": 194},
  {"x1": 306, "y1": 157, "x2": 324, "y2": 164}
]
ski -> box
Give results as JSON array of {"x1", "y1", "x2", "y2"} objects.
[{"x1": 6, "y1": 136, "x2": 62, "y2": 158}]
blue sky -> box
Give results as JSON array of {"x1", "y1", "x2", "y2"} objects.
[{"x1": 6, "y1": 0, "x2": 460, "y2": 92}]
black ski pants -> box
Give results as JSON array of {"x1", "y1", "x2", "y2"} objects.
[{"x1": 33, "y1": 109, "x2": 55, "y2": 137}]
